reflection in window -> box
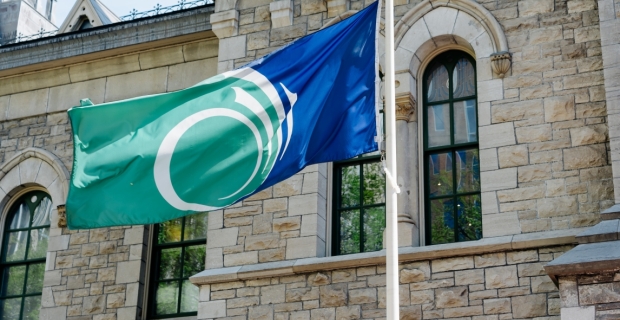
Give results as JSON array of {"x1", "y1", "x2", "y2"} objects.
[
  {"x1": 333, "y1": 156, "x2": 386, "y2": 255},
  {"x1": 424, "y1": 51, "x2": 481, "y2": 245},
  {"x1": 0, "y1": 191, "x2": 51, "y2": 320},
  {"x1": 149, "y1": 213, "x2": 208, "y2": 318}
]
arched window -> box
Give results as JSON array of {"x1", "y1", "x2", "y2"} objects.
[
  {"x1": 423, "y1": 51, "x2": 481, "y2": 245},
  {"x1": 149, "y1": 212, "x2": 208, "y2": 319},
  {"x1": 0, "y1": 191, "x2": 52, "y2": 320}
]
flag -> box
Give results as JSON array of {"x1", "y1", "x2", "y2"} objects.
[{"x1": 66, "y1": 2, "x2": 380, "y2": 229}]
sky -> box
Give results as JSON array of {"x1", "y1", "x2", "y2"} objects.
[{"x1": 53, "y1": 0, "x2": 182, "y2": 25}]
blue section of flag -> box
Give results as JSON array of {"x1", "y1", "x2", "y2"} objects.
[{"x1": 252, "y1": 1, "x2": 379, "y2": 191}]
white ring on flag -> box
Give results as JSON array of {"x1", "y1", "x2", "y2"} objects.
[{"x1": 154, "y1": 108, "x2": 263, "y2": 211}]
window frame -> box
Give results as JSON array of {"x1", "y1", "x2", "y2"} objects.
[
  {"x1": 422, "y1": 50, "x2": 481, "y2": 246},
  {"x1": 0, "y1": 189, "x2": 52, "y2": 320},
  {"x1": 331, "y1": 154, "x2": 386, "y2": 256},
  {"x1": 147, "y1": 215, "x2": 207, "y2": 319}
]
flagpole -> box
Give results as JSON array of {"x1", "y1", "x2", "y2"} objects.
[{"x1": 383, "y1": 0, "x2": 400, "y2": 319}]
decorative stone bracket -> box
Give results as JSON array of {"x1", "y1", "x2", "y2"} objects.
[
  {"x1": 490, "y1": 51, "x2": 512, "y2": 78},
  {"x1": 210, "y1": 9, "x2": 239, "y2": 38},
  {"x1": 57, "y1": 205, "x2": 67, "y2": 228},
  {"x1": 395, "y1": 94, "x2": 416, "y2": 122},
  {"x1": 270, "y1": 0, "x2": 293, "y2": 29}
]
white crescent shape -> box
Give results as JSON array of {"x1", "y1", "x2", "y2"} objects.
[{"x1": 154, "y1": 108, "x2": 263, "y2": 211}]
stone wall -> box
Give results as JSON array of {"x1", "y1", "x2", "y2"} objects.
[
  {"x1": 558, "y1": 272, "x2": 620, "y2": 319},
  {"x1": 197, "y1": 245, "x2": 571, "y2": 319}
]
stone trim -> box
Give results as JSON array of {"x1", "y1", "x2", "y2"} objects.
[
  {"x1": 191, "y1": 228, "x2": 583, "y2": 285},
  {"x1": 210, "y1": 9, "x2": 239, "y2": 38},
  {"x1": 269, "y1": 0, "x2": 293, "y2": 29},
  {"x1": 545, "y1": 240, "x2": 620, "y2": 284}
]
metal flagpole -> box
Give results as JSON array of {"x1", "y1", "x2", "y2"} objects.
[{"x1": 383, "y1": 0, "x2": 400, "y2": 319}]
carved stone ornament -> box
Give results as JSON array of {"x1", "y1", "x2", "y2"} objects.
[
  {"x1": 57, "y1": 205, "x2": 67, "y2": 228},
  {"x1": 395, "y1": 94, "x2": 416, "y2": 122},
  {"x1": 490, "y1": 51, "x2": 512, "y2": 78}
]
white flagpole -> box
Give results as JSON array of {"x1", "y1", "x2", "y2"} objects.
[{"x1": 383, "y1": 0, "x2": 400, "y2": 319}]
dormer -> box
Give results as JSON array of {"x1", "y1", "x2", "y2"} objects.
[{"x1": 57, "y1": 0, "x2": 120, "y2": 33}]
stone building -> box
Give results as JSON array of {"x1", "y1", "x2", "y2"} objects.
[{"x1": 0, "y1": 0, "x2": 619, "y2": 319}]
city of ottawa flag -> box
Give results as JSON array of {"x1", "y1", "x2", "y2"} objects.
[{"x1": 66, "y1": 2, "x2": 381, "y2": 229}]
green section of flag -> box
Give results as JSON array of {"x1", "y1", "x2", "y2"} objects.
[{"x1": 67, "y1": 73, "x2": 280, "y2": 229}]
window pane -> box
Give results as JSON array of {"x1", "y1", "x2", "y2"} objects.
[
  {"x1": 25, "y1": 263, "x2": 44, "y2": 294},
  {"x1": 340, "y1": 165, "x2": 360, "y2": 208},
  {"x1": 362, "y1": 162, "x2": 385, "y2": 205},
  {"x1": 363, "y1": 207, "x2": 385, "y2": 252},
  {"x1": 427, "y1": 103, "x2": 451, "y2": 147},
  {"x1": 2, "y1": 265, "x2": 26, "y2": 296},
  {"x1": 426, "y1": 64, "x2": 449, "y2": 102},
  {"x1": 428, "y1": 152, "x2": 453, "y2": 197},
  {"x1": 453, "y1": 99, "x2": 477, "y2": 144},
  {"x1": 180, "y1": 280, "x2": 198, "y2": 313},
  {"x1": 159, "y1": 248, "x2": 182, "y2": 280},
  {"x1": 430, "y1": 199, "x2": 454, "y2": 245},
  {"x1": 159, "y1": 218, "x2": 183, "y2": 244},
  {"x1": 156, "y1": 281, "x2": 179, "y2": 315},
  {"x1": 456, "y1": 149, "x2": 480, "y2": 193},
  {"x1": 32, "y1": 197, "x2": 52, "y2": 227},
  {"x1": 9, "y1": 204, "x2": 30, "y2": 230},
  {"x1": 453, "y1": 58, "x2": 476, "y2": 99},
  {"x1": 184, "y1": 212, "x2": 208, "y2": 241},
  {"x1": 22, "y1": 295, "x2": 41, "y2": 320},
  {"x1": 457, "y1": 195, "x2": 482, "y2": 242},
  {"x1": 27, "y1": 228, "x2": 49, "y2": 260},
  {"x1": 339, "y1": 210, "x2": 361, "y2": 255},
  {"x1": 183, "y1": 245, "x2": 206, "y2": 278},
  {"x1": 5, "y1": 231, "x2": 28, "y2": 262},
  {"x1": 0, "y1": 298, "x2": 22, "y2": 320}
]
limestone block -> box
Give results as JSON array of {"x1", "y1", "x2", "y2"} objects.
[
  {"x1": 531, "y1": 275, "x2": 556, "y2": 293},
  {"x1": 249, "y1": 305, "x2": 273, "y2": 320},
  {"x1": 219, "y1": 35, "x2": 247, "y2": 61},
  {"x1": 139, "y1": 46, "x2": 184, "y2": 70},
  {"x1": 399, "y1": 19, "x2": 432, "y2": 54},
  {"x1": 336, "y1": 306, "x2": 360, "y2": 320},
  {"x1": 512, "y1": 294, "x2": 548, "y2": 318},
  {"x1": 47, "y1": 235, "x2": 70, "y2": 252},
  {"x1": 400, "y1": 268, "x2": 426, "y2": 283},
  {"x1": 7, "y1": 88, "x2": 48, "y2": 120},
  {"x1": 261, "y1": 284, "x2": 285, "y2": 304},
  {"x1": 564, "y1": 71, "x2": 604, "y2": 89},
  {"x1": 481, "y1": 192, "x2": 499, "y2": 214},
  {"x1": 116, "y1": 260, "x2": 142, "y2": 284},
  {"x1": 435, "y1": 286, "x2": 468, "y2": 308},
  {"x1": 478, "y1": 79, "x2": 503, "y2": 103},
  {"x1": 248, "y1": 31, "x2": 269, "y2": 50},
  {"x1": 332, "y1": 269, "x2": 356, "y2": 283},
  {"x1": 123, "y1": 226, "x2": 145, "y2": 245},
  {"x1": 301, "y1": 0, "x2": 326, "y2": 15},
  {"x1": 516, "y1": 124, "x2": 551, "y2": 143},
  {"x1": 455, "y1": 269, "x2": 484, "y2": 285},
  {"x1": 311, "y1": 308, "x2": 335, "y2": 320},
  {"x1": 270, "y1": 0, "x2": 293, "y2": 28},
  {"x1": 498, "y1": 145, "x2": 529, "y2": 168},
  {"x1": 8, "y1": 60, "x2": 69, "y2": 93},
  {"x1": 289, "y1": 194, "x2": 318, "y2": 215},
  {"x1": 349, "y1": 288, "x2": 376, "y2": 304},
  {"x1": 224, "y1": 251, "x2": 258, "y2": 266},
  {"x1": 35, "y1": 163, "x2": 60, "y2": 190},
  {"x1": 274, "y1": 175, "x2": 303, "y2": 197},
  {"x1": 570, "y1": 124, "x2": 607, "y2": 146},
  {"x1": 104, "y1": 67, "x2": 168, "y2": 102},
  {"x1": 287, "y1": 287, "x2": 319, "y2": 302},
  {"x1": 271, "y1": 23, "x2": 307, "y2": 41},
  {"x1": 264, "y1": 198, "x2": 288, "y2": 213},
  {"x1": 424, "y1": 7, "x2": 458, "y2": 38},
  {"x1": 575, "y1": 25, "x2": 601, "y2": 43},
  {"x1": 518, "y1": 0, "x2": 554, "y2": 16},
  {"x1": 245, "y1": 233, "x2": 280, "y2": 251},
  {"x1": 561, "y1": 306, "x2": 595, "y2": 320},
  {"x1": 273, "y1": 216, "x2": 301, "y2": 232},
  {"x1": 198, "y1": 300, "x2": 226, "y2": 319},
  {"x1": 479, "y1": 122, "x2": 516, "y2": 149},
  {"x1": 183, "y1": 39, "x2": 219, "y2": 62},
  {"x1": 492, "y1": 99, "x2": 542, "y2": 124},
  {"x1": 207, "y1": 227, "x2": 239, "y2": 248},
  {"x1": 326, "y1": 0, "x2": 348, "y2": 17},
  {"x1": 479, "y1": 148, "x2": 498, "y2": 172},
  {"x1": 485, "y1": 265, "x2": 518, "y2": 289},
  {"x1": 117, "y1": 307, "x2": 139, "y2": 320},
  {"x1": 482, "y1": 212, "x2": 521, "y2": 237},
  {"x1": 518, "y1": 164, "x2": 552, "y2": 182},
  {"x1": 431, "y1": 256, "x2": 473, "y2": 272},
  {"x1": 443, "y1": 305, "x2": 483, "y2": 318},
  {"x1": 167, "y1": 58, "x2": 219, "y2": 92},
  {"x1": 319, "y1": 283, "x2": 347, "y2": 307},
  {"x1": 484, "y1": 298, "x2": 511, "y2": 314},
  {"x1": 481, "y1": 168, "x2": 517, "y2": 192},
  {"x1": 207, "y1": 248, "x2": 224, "y2": 269},
  {"x1": 474, "y1": 253, "x2": 506, "y2": 268},
  {"x1": 567, "y1": 0, "x2": 597, "y2": 12},
  {"x1": 286, "y1": 236, "x2": 318, "y2": 259},
  {"x1": 452, "y1": 11, "x2": 485, "y2": 44},
  {"x1": 69, "y1": 55, "x2": 141, "y2": 83},
  {"x1": 211, "y1": 10, "x2": 239, "y2": 38},
  {"x1": 48, "y1": 78, "x2": 106, "y2": 113},
  {"x1": 82, "y1": 295, "x2": 106, "y2": 315},
  {"x1": 563, "y1": 144, "x2": 607, "y2": 170},
  {"x1": 537, "y1": 196, "x2": 578, "y2": 218},
  {"x1": 40, "y1": 306, "x2": 67, "y2": 320}
]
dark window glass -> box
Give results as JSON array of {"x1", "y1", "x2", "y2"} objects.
[
  {"x1": 150, "y1": 212, "x2": 208, "y2": 318},
  {"x1": 332, "y1": 155, "x2": 386, "y2": 255},
  {"x1": 0, "y1": 191, "x2": 51, "y2": 320},
  {"x1": 424, "y1": 51, "x2": 481, "y2": 245}
]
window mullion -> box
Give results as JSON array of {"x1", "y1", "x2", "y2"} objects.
[
  {"x1": 177, "y1": 245, "x2": 186, "y2": 314},
  {"x1": 359, "y1": 164, "x2": 365, "y2": 253}
]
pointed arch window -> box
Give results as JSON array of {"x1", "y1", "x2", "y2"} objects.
[
  {"x1": 0, "y1": 191, "x2": 52, "y2": 320},
  {"x1": 423, "y1": 51, "x2": 482, "y2": 245}
]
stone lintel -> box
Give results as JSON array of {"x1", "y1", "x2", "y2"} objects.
[
  {"x1": 576, "y1": 219, "x2": 620, "y2": 244},
  {"x1": 269, "y1": 0, "x2": 293, "y2": 29},
  {"x1": 210, "y1": 9, "x2": 239, "y2": 38},
  {"x1": 190, "y1": 228, "x2": 583, "y2": 286},
  {"x1": 544, "y1": 240, "x2": 620, "y2": 285}
]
